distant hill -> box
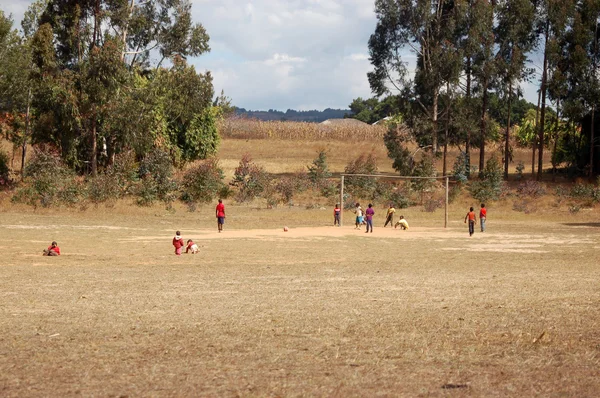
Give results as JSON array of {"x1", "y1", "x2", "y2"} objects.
[{"x1": 234, "y1": 107, "x2": 351, "y2": 123}]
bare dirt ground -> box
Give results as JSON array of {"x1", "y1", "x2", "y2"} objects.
[{"x1": 1, "y1": 205, "x2": 600, "y2": 397}]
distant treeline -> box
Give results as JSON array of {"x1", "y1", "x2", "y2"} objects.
[{"x1": 234, "y1": 107, "x2": 350, "y2": 123}]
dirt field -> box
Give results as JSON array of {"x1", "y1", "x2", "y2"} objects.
[{"x1": 1, "y1": 203, "x2": 599, "y2": 397}]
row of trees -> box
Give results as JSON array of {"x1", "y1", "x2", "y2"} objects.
[
  {"x1": 0, "y1": 0, "x2": 222, "y2": 180},
  {"x1": 364, "y1": 0, "x2": 600, "y2": 179}
]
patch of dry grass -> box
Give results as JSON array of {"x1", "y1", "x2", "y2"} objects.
[{"x1": 1, "y1": 203, "x2": 599, "y2": 397}]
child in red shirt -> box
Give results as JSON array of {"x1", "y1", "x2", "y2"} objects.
[
  {"x1": 333, "y1": 204, "x2": 341, "y2": 226},
  {"x1": 480, "y1": 203, "x2": 487, "y2": 232},
  {"x1": 173, "y1": 231, "x2": 184, "y2": 255},
  {"x1": 185, "y1": 239, "x2": 199, "y2": 254},
  {"x1": 43, "y1": 241, "x2": 60, "y2": 256},
  {"x1": 464, "y1": 207, "x2": 477, "y2": 236},
  {"x1": 216, "y1": 199, "x2": 226, "y2": 233}
]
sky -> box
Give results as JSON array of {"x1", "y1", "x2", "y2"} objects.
[{"x1": 3, "y1": 0, "x2": 542, "y2": 111}]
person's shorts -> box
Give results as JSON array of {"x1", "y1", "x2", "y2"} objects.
[
  {"x1": 218, "y1": 216, "x2": 225, "y2": 224},
  {"x1": 356, "y1": 216, "x2": 363, "y2": 224}
]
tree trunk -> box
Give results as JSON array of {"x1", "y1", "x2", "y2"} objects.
[
  {"x1": 552, "y1": 99, "x2": 560, "y2": 182},
  {"x1": 532, "y1": 88, "x2": 541, "y2": 176},
  {"x1": 121, "y1": 0, "x2": 136, "y2": 61},
  {"x1": 504, "y1": 82, "x2": 512, "y2": 180},
  {"x1": 590, "y1": 106, "x2": 595, "y2": 178},
  {"x1": 479, "y1": 76, "x2": 489, "y2": 178},
  {"x1": 91, "y1": 112, "x2": 97, "y2": 176},
  {"x1": 21, "y1": 87, "x2": 32, "y2": 181},
  {"x1": 432, "y1": 88, "x2": 439, "y2": 154},
  {"x1": 537, "y1": 21, "x2": 549, "y2": 181},
  {"x1": 466, "y1": 56, "x2": 472, "y2": 178}
]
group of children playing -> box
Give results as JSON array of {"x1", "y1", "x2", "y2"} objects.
[
  {"x1": 332, "y1": 203, "x2": 409, "y2": 232},
  {"x1": 43, "y1": 201, "x2": 485, "y2": 257}
]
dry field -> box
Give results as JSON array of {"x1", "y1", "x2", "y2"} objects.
[{"x1": 1, "y1": 201, "x2": 599, "y2": 397}]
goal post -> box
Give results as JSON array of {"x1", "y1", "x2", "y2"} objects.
[{"x1": 339, "y1": 174, "x2": 451, "y2": 228}]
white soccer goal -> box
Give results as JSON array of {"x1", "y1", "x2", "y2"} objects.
[{"x1": 339, "y1": 174, "x2": 451, "y2": 228}]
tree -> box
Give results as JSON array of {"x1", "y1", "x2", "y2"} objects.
[
  {"x1": 494, "y1": 0, "x2": 536, "y2": 179},
  {"x1": 368, "y1": 0, "x2": 463, "y2": 155},
  {"x1": 26, "y1": 0, "x2": 215, "y2": 174}
]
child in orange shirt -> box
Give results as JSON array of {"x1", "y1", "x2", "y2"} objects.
[{"x1": 464, "y1": 207, "x2": 477, "y2": 236}]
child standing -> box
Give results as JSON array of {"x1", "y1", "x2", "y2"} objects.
[
  {"x1": 173, "y1": 231, "x2": 185, "y2": 255},
  {"x1": 333, "y1": 203, "x2": 341, "y2": 226},
  {"x1": 464, "y1": 207, "x2": 477, "y2": 237},
  {"x1": 480, "y1": 203, "x2": 487, "y2": 232},
  {"x1": 365, "y1": 203, "x2": 375, "y2": 233},
  {"x1": 216, "y1": 199, "x2": 226, "y2": 233},
  {"x1": 354, "y1": 203, "x2": 363, "y2": 230},
  {"x1": 185, "y1": 239, "x2": 199, "y2": 254},
  {"x1": 384, "y1": 204, "x2": 396, "y2": 227}
]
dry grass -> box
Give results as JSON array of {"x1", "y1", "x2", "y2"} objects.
[
  {"x1": 219, "y1": 118, "x2": 387, "y2": 141},
  {"x1": 1, "y1": 200, "x2": 599, "y2": 397}
]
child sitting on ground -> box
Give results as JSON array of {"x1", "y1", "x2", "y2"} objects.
[
  {"x1": 186, "y1": 239, "x2": 199, "y2": 254},
  {"x1": 395, "y1": 216, "x2": 409, "y2": 230},
  {"x1": 43, "y1": 241, "x2": 61, "y2": 256},
  {"x1": 173, "y1": 231, "x2": 185, "y2": 256}
]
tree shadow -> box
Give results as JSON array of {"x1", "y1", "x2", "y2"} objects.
[{"x1": 562, "y1": 223, "x2": 600, "y2": 228}]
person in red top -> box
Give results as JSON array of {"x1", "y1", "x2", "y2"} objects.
[
  {"x1": 173, "y1": 231, "x2": 184, "y2": 255},
  {"x1": 216, "y1": 199, "x2": 226, "y2": 232},
  {"x1": 43, "y1": 241, "x2": 60, "y2": 256},
  {"x1": 333, "y1": 203, "x2": 341, "y2": 226},
  {"x1": 464, "y1": 207, "x2": 477, "y2": 236},
  {"x1": 479, "y1": 203, "x2": 487, "y2": 232},
  {"x1": 185, "y1": 239, "x2": 199, "y2": 254}
]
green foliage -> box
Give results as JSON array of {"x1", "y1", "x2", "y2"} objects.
[
  {"x1": 344, "y1": 153, "x2": 378, "y2": 198},
  {"x1": 0, "y1": 150, "x2": 10, "y2": 186},
  {"x1": 274, "y1": 173, "x2": 308, "y2": 204},
  {"x1": 136, "y1": 149, "x2": 178, "y2": 206},
  {"x1": 411, "y1": 156, "x2": 437, "y2": 196},
  {"x1": 452, "y1": 152, "x2": 469, "y2": 183},
  {"x1": 469, "y1": 157, "x2": 505, "y2": 202},
  {"x1": 383, "y1": 123, "x2": 412, "y2": 175},
  {"x1": 307, "y1": 149, "x2": 331, "y2": 185},
  {"x1": 230, "y1": 154, "x2": 270, "y2": 203},
  {"x1": 180, "y1": 158, "x2": 225, "y2": 206},
  {"x1": 12, "y1": 149, "x2": 75, "y2": 207}
]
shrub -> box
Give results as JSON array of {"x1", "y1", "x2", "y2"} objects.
[
  {"x1": 344, "y1": 153, "x2": 378, "y2": 197},
  {"x1": 136, "y1": 148, "x2": 178, "y2": 206},
  {"x1": 0, "y1": 150, "x2": 10, "y2": 187},
  {"x1": 57, "y1": 179, "x2": 86, "y2": 207},
  {"x1": 513, "y1": 199, "x2": 537, "y2": 214},
  {"x1": 411, "y1": 156, "x2": 438, "y2": 204},
  {"x1": 452, "y1": 152, "x2": 469, "y2": 183},
  {"x1": 307, "y1": 150, "x2": 331, "y2": 185},
  {"x1": 516, "y1": 180, "x2": 546, "y2": 198},
  {"x1": 12, "y1": 149, "x2": 75, "y2": 208},
  {"x1": 230, "y1": 154, "x2": 270, "y2": 202},
  {"x1": 275, "y1": 173, "x2": 308, "y2": 204},
  {"x1": 515, "y1": 161, "x2": 525, "y2": 181},
  {"x1": 424, "y1": 198, "x2": 443, "y2": 213},
  {"x1": 469, "y1": 157, "x2": 505, "y2": 202},
  {"x1": 180, "y1": 158, "x2": 225, "y2": 206}
]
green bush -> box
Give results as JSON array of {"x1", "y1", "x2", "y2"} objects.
[
  {"x1": 230, "y1": 154, "x2": 270, "y2": 202},
  {"x1": 344, "y1": 153, "x2": 378, "y2": 198},
  {"x1": 516, "y1": 180, "x2": 546, "y2": 198},
  {"x1": 12, "y1": 150, "x2": 75, "y2": 208},
  {"x1": 180, "y1": 157, "x2": 225, "y2": 206},
  {"x1": 136, "y1": 148, "x2": 178, "y2": 206},
  {"x1": 469, "y1": 157, "x2": 505, "y2": 202},
  {"x1": 0, "y1": 150, "x2": 10, "y2": 186},
  {"x1": 275, "y1": 173, "x2": 308, "y2": 204}
]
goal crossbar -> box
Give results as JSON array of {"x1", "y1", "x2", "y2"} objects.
[{"x1": 339, "y1": 174, "x2": 451, "y2": 228}]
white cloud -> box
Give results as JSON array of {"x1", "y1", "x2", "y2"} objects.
[{"x1": 6, "y1": 0, "x2": 540, "y2": 110}]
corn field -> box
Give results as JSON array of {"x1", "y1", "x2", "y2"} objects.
[{"x1": 218, "y1": 117, "x2": 387, "y2": 141}]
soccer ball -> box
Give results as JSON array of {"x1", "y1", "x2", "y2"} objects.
[{"x1": 283, "y1": 226, "x2": 289, "y2": 232}]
